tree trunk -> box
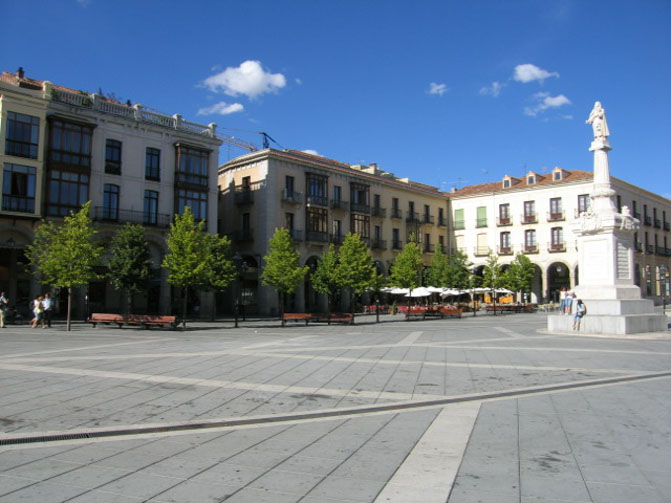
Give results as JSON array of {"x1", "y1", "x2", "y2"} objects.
[
  {"x1": 278, "y1": 291, "x2": 284, "y2": 319},
  {"x1": 126, "y1": 291, "x2": 133, "y2": 317},
  {"x1": 182, "y1": 287, "x2": 188, "y2": 329},
  {"x1": 66, "y1": 286, "x2": 72, "y2": 331}
]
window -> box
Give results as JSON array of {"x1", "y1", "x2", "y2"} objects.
[
  {"x1": 350, "y1": 182, "x2": 369, "y2": 213},
  {"x1": 476, "y1": 206, "x2": 487, "y2": 227},
  {"x1": 525, "y1": 229, "x2": 537, "y2": 252},
  {"x1": 143, "y1": 190, "x2": 159, "y2": 225},
  {"x1": 438, "y1": 207, "x2": 445, "y2": 225},
  {"x1": 524, "y1": 201, "x2": 536, "y2": 223},
  {"x1": 438, "y1": 235, "x2": 445, "y2": 249},
  {"x1": 105, "y1": 139, "x2": 122, "y2": 175},
  {"x1": 392, "y1": 197, "x2": 401, "y2": 218},
  {"x1": 306, "y1": 206, "x2": 328, "y2": 240},
  {"x1": 553, "y1": 170, "x2": 562, "y2": 181},
  {"x1": 47, "y1": 170, "x2": 89, "y2": 216},
  {"x1": 500, "y1": 232, "x2": 511, "y2": 253},
  {"x1": 374, "y1": 194, "x2": 381, "y2": 209},
  {"x1": 424, "y1": 233, "x2": 432, "y2": 252},
  {"x1": 332, "y1": 219, "x2": 343, "y2": 243},
  {"x1": 145, "y1": 147, "x2": 160, "y2": 180},
  {"x1": 476, "y1": 233, "x2": 488, "y2": 256},
  {"x1": 177, "y1": 189, "x2": 207, "y2": 220},
  {"x1": 503, "y1": 178, "x2": 511, "y2": 188},
  {"x1": 392, "y1": 228, "x2": 401, "y2": 249},
  {"x1": 527, "y1": 175, "x2": 535, "y2": 185},
  {"x1": 242, "y1": 212, "x2": 251, "y2": 230},
  {"x1": 578, "y1": 194, "x2": 591, "y2": 214},
  {"x1": 551, "y1": 227, "x2": 564, "y2": 250},
  {"x1": 48, "y1": 119, "x2": 92, "y2": 168},
  {"x1": 286, "y1": 176, "x2": 295, "y2": 194},
  {"x1": 103, "y1": 184, "x2": 119, "y2": 220},
  {"x1": 454, "y1": 209, "x2": 465, "y2": 229},
  {"x1": 351, "y1": 213, "x2": 370, "y2": 241},
  {"x1": 499, "y1": 203, "x2": 510, "y2": 225},
  {"x1": 5, "y1": 112, "x2": 40, "y2": 159},
  {"x1": 333, "y1": 185, "x2": 341, "y2": 201},
  {"x1": 616, "y1": 195, "x2": 622, "y2": 213},
  {"x1": 306, "y1": 173, "x2": 328, "y2": 206},
  {"x1": 549, "y1": 198, "x2": 563, "y2": 220},
  {"x1": 285, "y1": 212, "x2": 294, "y2": 231},
  {"x1": 176, "y1": 145, "x2": 209, "y2": 186},
  {"x1": 2, "y1": 163, "x2": 36, "y2": 213}
]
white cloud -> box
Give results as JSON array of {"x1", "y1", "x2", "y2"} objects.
[
  {"x1": 203, "y1": 60, "x2": 286, "y2": 99},
  {"x1": 428, "y1": 82, "x2": 448, "y2": 96},
  {"x1": 479, "y1": 81, "x2": 504, "y2": 97},
  {"x1": 76, "y1": 0, "x2": 91, "y2": 6},
  {"x1": 197, "y1": 101, "x2": 244, "y2": 116},
  {"x1": 524, "y1": 92, "x2": 571, "y2": 116},
  {"x1": 295, "y1": 78, "x2": 303, "y2": 85},
  {"x1": 302, "y1": 149, "x2": 320, "y2": 156},
  {"x1": 513, "y1": 64, "x2": 559, "y2": 83}
]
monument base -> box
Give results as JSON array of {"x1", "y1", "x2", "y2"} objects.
[{"x1": 547, "y1": 312, "x2": 667, "y2": 335}]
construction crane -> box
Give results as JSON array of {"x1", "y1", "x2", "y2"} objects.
[{"x1": 216, "y1": 129, "x2": 282, "y2": 152}]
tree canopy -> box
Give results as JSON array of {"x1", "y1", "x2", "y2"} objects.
[
  {"x1": 389, "y1": 239, "x2": 423, "y2": 291},
  {"x1": 505, "y1": 253, "x2": 536, "y2": 300},
  {"x1": 335, "y1": 233, "x2": 376, "y2": 315},
  {"x1": 311, "y1": 243, "x2": 340, "y2": 313},
  {"x1": 425, "y1": 242, "x2": 449, "y2": 287},
  {"x1": 26, "y1": 201, "x2": 103, "y2": 330}
]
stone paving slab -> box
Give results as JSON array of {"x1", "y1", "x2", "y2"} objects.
[{"x1": 0, "y1": 313, "x2": 670, "y2": 502}]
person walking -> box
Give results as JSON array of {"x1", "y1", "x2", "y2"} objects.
[
  {"x1": 42, "y1": 292, "x2": 53, "y2": 328},
  {"x1": 573, "y1": 299, "x2": 586, "y2": 331},
  {"x1": 0, "y1": 292, "x2": 8, "y2": 328},
  {"x1": 565, "y1": 292, "x2": 575, "y2": 316},
  {"x1": 31, "y1": 296, "x2": 45, "y2": 329}
]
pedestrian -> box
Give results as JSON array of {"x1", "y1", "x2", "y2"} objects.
[
  {"x1": 559, "y1": 288, "x2": 567, "y2": 313},
  {"x1": 31, "y1": 296, "x2": 45, "y2": 329},
  {"x1": 565, "y1": 292, "x2": 574, "y2": 315},
  {"x1": 42, "y1": 292, "x2": 53, "y2": 328},
  {"x1": 0, "y1": 291, "x2": 8, "y2": 328},
  {"x1": 573, "y1": 299, "x2": 586, "y2": 331}
]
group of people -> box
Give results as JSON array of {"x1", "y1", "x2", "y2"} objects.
[
  {"x1": 30, "y1": 293, "x2": 54, "y2": 328},
  {"x1": 559, "y1": 288, "x2": 586, "y2": 330}
]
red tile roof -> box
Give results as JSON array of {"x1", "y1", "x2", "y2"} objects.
[{"x1": 448, "y1": 170, "x2": 593, "y2": 197}]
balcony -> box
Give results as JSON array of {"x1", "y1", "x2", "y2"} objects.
[
  {"x1": 306, "y1": 231, "x2": 328, "y2": 243},
  {"x1": 646, "y1": 244, "x2": 654, "y2": 254},
  {"x1": 498, "y1": 246, "x2": 513, "y2": 255},
  {"x1": 422, "y1": 214, "x2": 435, "y2": 225},
  {"x1": 548, "y1": 211, "x2": 565, "y2": 222},
  {"x1": 371, "y1": 238, "x2": 387, "y2": 250},
  {"x1": 575, "y1": 208, "x2": 591, "y2": 218},
  {"x1": 476, "y1": 218, "x2": 487, "y2": 228},
  {"x1": 2, "y1": 195, "x2": 35, "y2": 214},
  {"x1": 406, "y1": 211, "x2": 420, "y2": 223},
  {"x1": 391, "y1": 208, "x2": 403, "y2": 219},
  {"x1": 454, "y1": 221, "x2": 465, "y2": 230},
  {"x1": 474, "y1": 246, "x2": 490, "y2": 257},
  {"x1": 655, "y1": 245, "x2": 665, "y2": 256},
  {"x1": 664, "y1": 221, "x2": 670, "y2": 231},
  {"x1": 371, "y1": 206, "x2": 387, "y2": 218},
  {"x1": 92, "y1": 207, "x2": 171, "y2": 227},
  {"x1": 549, "y1": 242, "x2": 566, "y2": 253},
  {"x1": 306, "y1": 195, "x2": 328, "y2": 207},
  {"x1": 437, "y1": 217, "x2": 447, "y2": 227},
  {"x1": 633, "y1": 211, "x2": 641, "y2": 220},
  {"x1": 423, "y1": 243, "x2": 435, "y2": 253},
  {"x1": 644, "y1": 216, "x2": 652, "y2": 226},
  {"x1": 522, "y1": 213, "x2": 537, "y2": 224},
  {"x1": 351, "y1": 202, "x2": 370, "y2": 214},
  {"x1": 392, "y1": 239, "x2": 403, "y2": 250},
  {"x1": 497, "y1": 217, "x2": 512, "y2": 226},
  {"x1": 288, "y1": 229, "x2": 303, "y2": 241},
  {"x1": 234, "y1": 188, "x2": 254, "y2": 205},
  {"x1": 523, "y1": 244, "x2": 538, "y2": 254},
  {"x1": 635, "y1": 241, "x2": 643, "y2": 253},
  {"x1": 234, "y1": 228, "x2": 254, "y2": 242},
  {"x1": 330, "y1": 199, "x2": 349, "y2": 211},
  {"x1": 281, "y1": 189, "x2": 303, "y2": 204},
  {"x1": 330, "y1": 234, "x2": 344, "y2": 245},
  {"x1": 654, "y1": 219, "x2": 661, "y2": 229}
]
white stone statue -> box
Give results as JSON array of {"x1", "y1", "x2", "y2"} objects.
[{"x1": 586, "y1": 101, "x2": 610, "y2": 139}]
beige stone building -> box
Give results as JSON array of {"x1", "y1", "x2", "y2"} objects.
[
  {"x1": 0, "y1": 69, "x2": 221, "y2": 318},
  {"x1": 218, "y1": 149, "x2": 449, "y2": 316}
]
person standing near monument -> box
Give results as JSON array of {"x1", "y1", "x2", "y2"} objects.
[
  {"x1": 0, "y1": 292, "x2": 8, "y2": 328},
  {"x1": 573, "y1": 299, "x2": 586, "y2": 330},
  {"x1": 42, "y1": 292, "x2": 53, "y2": 328}
]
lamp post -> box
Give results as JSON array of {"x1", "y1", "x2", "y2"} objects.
[
  {"x1": 375, "y1": 298, "x2": 380, "y2": 323},
  {"x1": 233, "y1": 252, "x2": 242, "y2": 328},
  {"x1": 240, "y1": 260, "x2": 248, "y2": 321}
]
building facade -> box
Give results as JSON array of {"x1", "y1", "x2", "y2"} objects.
[
  {"x1": 0, "y1": 69, "x2": 221, "y2": 318},
  {"x1": 448, "y1": 167, "x2": 671, "y2": 303},
  {"x1": 218, "y1": 150, "x2": 449, "y2": 316}
]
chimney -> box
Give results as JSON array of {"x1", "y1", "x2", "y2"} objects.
[{"x1": 17, "y1": 67, "x2": 24, "y2": 79}]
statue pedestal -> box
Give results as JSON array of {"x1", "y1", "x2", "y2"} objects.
[{"x1": 548, "y1": 192, "x2": 666, "y2": 335}]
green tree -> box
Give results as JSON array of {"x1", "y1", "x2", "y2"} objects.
[
  {"x1": 426, "y1": 242, "x2": 449, "y2": 287},
  {"x1": 335, "y1": 233, "x2": 376, "y2": 318},
  {"x1": 311, "y1": 243, "x2": 340, "y2": 315},
  {"x1": 26, "y1": 201, "x2": 103, "y2": 331},
  {"x1": 506, "y1": 253, "x2": 535, "y2": 303},
  {"x1": 203, "y1": 233, "x2": 237, "y2": 298},
  {"x1": 261, "y1": 227, "x2": 309, "y2": 317},
  {"x1": 389, "y1": 239, "x2": 423, "y2": 297},
  {"x1": 482, "y1": 252, "x2": 504, "y2": 292},
  {"x1": 446, "y1": 250, "x2": 472, "y2": 289},
  {"x1": 107, "y1": 223, "x2": 153, "y2": 316},
  {"x1": 162, "y1": 207, "x2": 211, "y2": 328}
]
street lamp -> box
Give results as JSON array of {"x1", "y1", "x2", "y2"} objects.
[{"x1": 233, "y1": 252, "x2": 242, "y2": 328}]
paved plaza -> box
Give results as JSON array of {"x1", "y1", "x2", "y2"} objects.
[{"x1": 1, "y1": 312, "x2": 670, "y2": 502}]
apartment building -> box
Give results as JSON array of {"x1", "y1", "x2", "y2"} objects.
[
  {"x1": 0, "y1": 69, "x2": 221, "y2": 317},
  {"x1": 218, "y1": 149, "x2": 449, "y2": 316},
  {"x1": 448, "y1": 167, "x2": 671, "y2": 303}
]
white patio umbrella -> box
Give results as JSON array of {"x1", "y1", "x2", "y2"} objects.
[
  {"x1": 440, "y1": 288, "x2": 466, "y2": 297},
  {"x1": 426, "y1": 286, "x2": 445, "y2": 294},
  {"x1": 404, "y1": 287, "x2": 432, "y2": 297},
  {"x1": 389, "y1": 287, "x2": 410, "y2": 295},
  {"x1": 495, "y1": 288, "x2": 514, "y2": 294}
]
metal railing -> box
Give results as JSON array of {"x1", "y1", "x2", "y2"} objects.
[
  {"x1": 281, "y1": 189, "x2": 303, "y2": 204},
  {"x1": 497, "y1": 217, "x2": 512, "y2": 226},
  {"x1": 306, "y1": 231, "x2": 328, "y2": 243},
  {"x1": 351, "y1": 203, "x2": 370, "y2": 214},
  {"x1": 330, "y1": 200, "x2": 349, "y2": 211},
  {"x1": 371, "y1": 239, "x2": 387, "y2": 250},
  {"x1": 371, "y1": 206, "x2": 386, "y2": 218},
  {"x1": 522, "y1": 213, "x2": 537, "y2": 224},
  {"x1": 547, "y1": 211, "x2": 565, "y2": 221},
  {"x1": 306, "y1": 195, "x2": 328, "y2": 207},
  {"x1": 390, "y1": 208, "x2": 403, "y2": 219},
  {"x1": 92, "y1": 206, "x2": 171, "y2": 227}
]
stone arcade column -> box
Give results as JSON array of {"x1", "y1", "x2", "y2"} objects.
[{"x1": 548, "y1": 102, "x2": 666, "y2": 334}]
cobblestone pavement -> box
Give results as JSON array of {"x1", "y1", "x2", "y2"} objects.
[{"x1": 1, "y1": 313, "x2": 670, "y2": 502}]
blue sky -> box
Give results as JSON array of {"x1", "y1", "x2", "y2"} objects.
[{"x1": 4, "y1": 1, "x2": 670, "y2": 196}]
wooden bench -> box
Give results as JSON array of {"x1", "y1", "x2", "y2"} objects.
[
  {"x1": 88, "y1": 313, "x2": 125, "y2": 327},
  {"x1": 282, "y1": 313, "x2": 312, "y2": 326},
  {"x1": 405, "y1": 306, "x2": 427, "y2": 320},
  {"x1": 126, "y1": 314, "x2": 177, "y2": 329},
  {"x1": 88, "y1": 313, "x2": 177, "y2": 329},
  {"x1": 439, "y1": 306, "x2": 463, "y2": 318},
  {"x1": 327, "y1": 313, "x2": 353, "y2": 324}
]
